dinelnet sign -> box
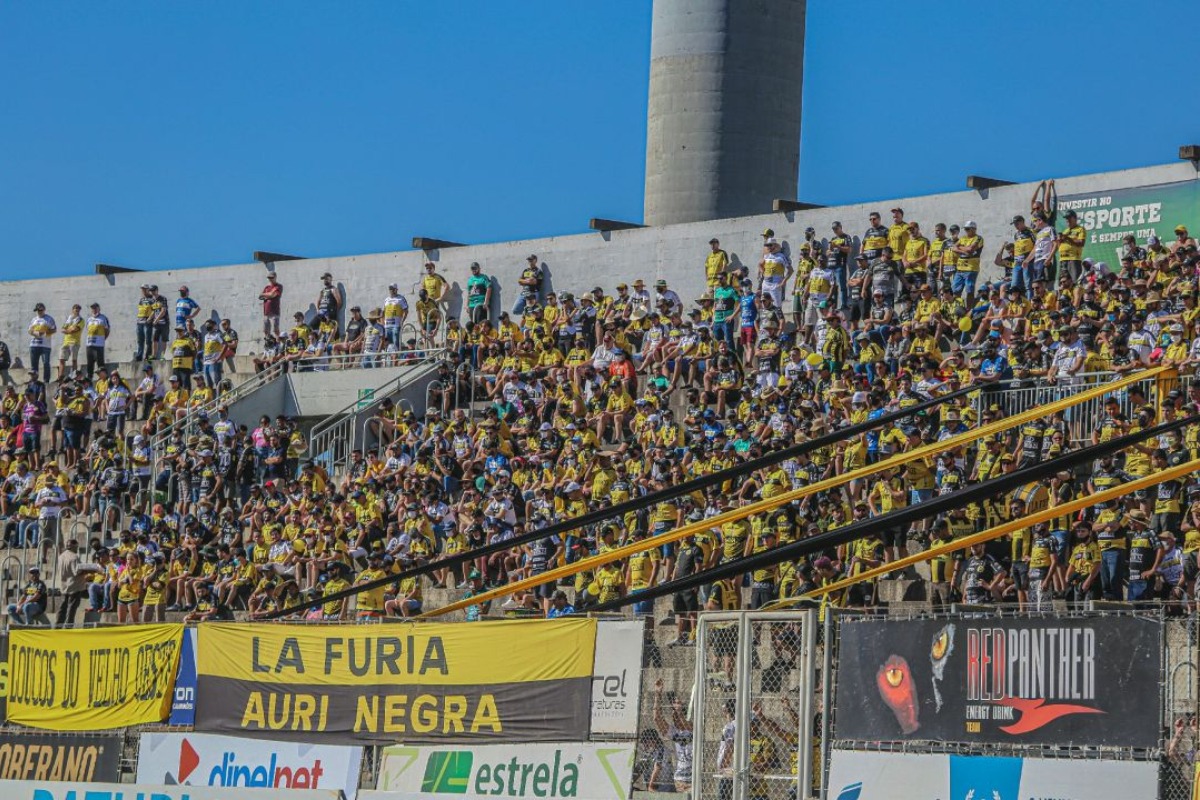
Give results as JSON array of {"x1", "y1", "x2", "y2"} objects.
[
  {"x1": 833, "y1": 616, "x2": 1161, "y2": 747},
  {"x1": 376, "y1": 742, "x2": 634, "y2": 800},
  {"x1": 0, "y1": 782, "x2": 341, "y2": 800},
  {"x1": 136, "y1": 732, "x2": 362, "y2": 800},
  {"x1": 195, "y1": 619, "x2": 596, "y2": 745},
  {"x1": 7, "y1": 625, "x2": 182, "y2": 730}
]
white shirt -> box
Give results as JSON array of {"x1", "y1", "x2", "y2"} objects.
[{"x1": 28, "y1": 314, "x2": 55, "y2": 348}]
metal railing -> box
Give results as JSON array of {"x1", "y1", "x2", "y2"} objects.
[
  {"x1": 151, "y1": 360, "x2": 286, "y2": 453},
  {"x1": 307, "y1": 350, "x2": 444, "y2": 475}
]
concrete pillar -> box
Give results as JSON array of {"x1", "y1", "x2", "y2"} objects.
[{"x1": 644, "y1": 0, "x2": 806, "y2": 227}]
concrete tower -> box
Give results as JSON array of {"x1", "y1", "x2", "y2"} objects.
[{"x1": 643, "y1": 0, "x2": 806, "y2": 227}]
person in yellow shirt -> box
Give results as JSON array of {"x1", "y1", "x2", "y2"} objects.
[
  {"x1": 901, "y1": 221, "x2": 929, "y2": 280},
  {"x1": 952, "y1": 220, "x2": 984, "y2": 301},
  {"x1": 704, "y1": 238, "x2": 729, "y2": 288},
  {"x1": 58, "y1": 304, "x2": 83, "y2": 383},
  {"x1": 1057, "y1": 208, "x2": 1087, "y2": 282}
]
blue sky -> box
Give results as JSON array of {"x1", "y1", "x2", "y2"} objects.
[{"x1": 2, "y1": 0, "x2": 1197, "y2": 278}]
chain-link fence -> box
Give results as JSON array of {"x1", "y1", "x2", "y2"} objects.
[{"x1": 688, "y1": 611, "x2": 818, "y2": 800}]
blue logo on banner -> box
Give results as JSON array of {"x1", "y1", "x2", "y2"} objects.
[
  {"x1": 949, "y1": 755, "x2": 1023, "y2": 800},
  {"x1": 169, "y1": 627, "x2": 198, "y2": 725},
  {"x1": 835, "y1": 783, "x2": 862, "y2": 800}
]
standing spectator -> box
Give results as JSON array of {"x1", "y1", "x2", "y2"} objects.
[
  {"x1": 887, "y1": 208, "x2": 910, "y2": 262},
  {"x1": 7, "y1": 567, "x2": 47, "y2": 625},
  {"x1": 201, "y1": 319, "x2": 225, "y2": 388},
  {"x1": 952, "y1": 220, "x2": 984, "y2": 301},
  {"x1": 828, "y1": 220, "x2": 852, "y2": 308},
  {"x1": 704, "y1": 238, "x2": 729, "y2": 288},
  {"x1": 58, "y1": 304, "x2": 83, "y2": 382},
  {"x1": 422, "y1": 262, "x2": 449, "y2": 315},
  {"x1": 1009, "y1": 215, "x2": 1035, "y2": 291},
  {"x1": 259, "y1": 272, "x2": 283, "y2": 338},
  {"x1": 1058, "y1": 209, "x2": 1086, "y2": 282},
  {"x1": 316, "y1": 272, "x2": 343, "y2": 322},
  {"x1": 27, "y1": 302, "x2": 56, "y2": 383},
  {"x1": 34, "y1": 471, "x2": 67, "y2": 551},
  {"x1": 466, "y1": 262, "x2": 493, "y2": 325},
  {"x1": 711, "y1": 273, "x2": 738, "y2": 349},
  {"x1": 1029, "y1": 214, "x2": 1058, "y2": 288},
  {"x1": 135, "y1": 283, "x2": 155, "y2": 361},
  {"x1": 514, "y1": 254, "x2": 543, "y2": 315},
  {"x1": 175, "y1": 285, "x2": 200, "y2": 329},
  {"x1": 758, "y1": 238, "x2": 792, "y2": 307},
  {"x1": 55, "y1": 539, "x2": 98, "y2": 627},
  {"x1": 148, "y1": 285, "x2": 169, "y2": 360},
  {"x1": 861, "y1": 211, "x2": 889, "y2": 264},
  {"x1": 220, "y1": 318, "x2": 239, "y2": 364},
  {"x1": 0, "y1": 337, "x2": 13, "y2": 388},
  {"x1": 901, "y1": 221, "x2": 929, "y2": 290},
  {"x1": 383, "y1": 283, "x2": 409, "y2": 350},
  {"x1": 84, "y1": 302, "x2": 110, "y2": 378},
  {"x1": 170, "y1": 325, "x2": 196, "y2": 388}
]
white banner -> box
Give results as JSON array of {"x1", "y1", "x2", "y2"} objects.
[
  {"x1": 590, "y1": 620, "x2": 645, "y2": 736},
  {"x1": 0, "y1": 781, "x2": 342, "y2": 800},
  {"x1": 827, "y1": 750, "x2": 1158, "y2": 800},
  {"x1": 377, "y1": 742, "x2": 634, "y2": 800},
  {"x1": 136, "y1": 733, "x2": 362, "y2": 800}
]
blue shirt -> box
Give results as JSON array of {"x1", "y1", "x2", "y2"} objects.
[
  {"x1": 738, "y1": 294, "x2": 758, "y2": 327},
  {"x1": 175, "y1": 297, "x2": 199, "y2": 326}
]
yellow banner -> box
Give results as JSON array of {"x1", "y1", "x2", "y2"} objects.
[
  {"x1": 8, "y1": 624, "x2": 182, "y2": 731},
  {"x1": 197, "y1": 619, "x2": 595, "y2": 686}
]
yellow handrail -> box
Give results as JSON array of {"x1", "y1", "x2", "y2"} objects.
[
  {"x1": 420, "y1": 367, "x2": 1170, "y2": 618},
  {"x1": 769, "y1": 453, "x2": 1200, "y2": 605}
]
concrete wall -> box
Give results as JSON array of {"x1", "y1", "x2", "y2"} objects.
[
  {"x1": 2, "y1": 162, "x2": 1196, "y2": 365},
  {"x1": 644, "y1": 0, "x2": 806, "y2": 225}
]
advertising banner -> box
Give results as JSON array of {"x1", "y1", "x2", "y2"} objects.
[
  {"x1": 0, "y1": 732, "x2": 122, "y2": 783},
  {"x1": 169, "y1": 627, "x2": 199, "y2": 726},
  {"x1": 827, "y1": 750, "x2": 1158, "y2": 800},
  {"x1": 137, "y1": 732, "x2": 362, "y2": 799},
  {"x1": 8, "y1": 624, "x2": 183, "y2": 731},
  {"x1": 195, "y1": 619, "x2": 596, "y2": 745},
  {"x1": 0, "y1": 781, "x2": 342, "y2": 800},
  {"x1": 377, "y1": 742, "x2": 635, "y2": 800},
  {"x1": 1057, "y1": 179, "x2": 1200, "y2": 262},
  {"x1": 590, "y1": 620, "x2": 644, "y2": 736},
  {"x1": 833, "y1": 616, "x2": 1161, "y2": 747}
]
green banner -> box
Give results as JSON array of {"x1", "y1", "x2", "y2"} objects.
[{"x1": 1057, "y1": 179, "x2": 1200, "y2": 263}]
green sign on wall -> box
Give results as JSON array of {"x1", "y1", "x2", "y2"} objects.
[{"x1": 1057, "y1": 179, "x2": 1200, "y2": 263}]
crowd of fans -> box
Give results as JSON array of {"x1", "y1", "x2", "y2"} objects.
[{"x1": 6, "y1": 180, "x2": 1200, "y2": 630}]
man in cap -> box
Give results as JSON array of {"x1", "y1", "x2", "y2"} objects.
[
  {"x1": 758, "y1": 237, "x2": 793, "y2": 307},
  {"x1": 705, "y1": 237, "x2": 729, "y2": 288},
  {"x1": 513, "y1": 254, "x2": 543, "y2": 315},
  {"x1": 316, "y1": 271, "x2": 343, "y2": 321},
  {"x1": 135, "y1": 283, "x2": 155, "y2": 361},
  {"x1": 952, "y1": 221, "x2": 984, "y2": 301},
  {"x1": 827, "y1": 220, "x2": 852, "y2": 307},
  {"x1": 8, "y1": 567, "x2": 47, "y2": 625},
  {"x1": 1058, "y1": 209, "x2": 1087, "y2": 282},
  {"x1": 259, "y1": 270, "x2": 283, "y2": 338},
  {"x1": 175, "y1": 285, "x2": 200, "y2": 328},
  {"x1": 55, "y1": 538, "x2": 99, "y2": 627},
  {"x1": 382, "y1": 282, "x2": 409, "y2": 350},
  {"x1": 27, "y1": 302, "x2": 56, "y2": 383},
  {"x1": 58, "y1": 303, "x2": 83, "y2": 383}
]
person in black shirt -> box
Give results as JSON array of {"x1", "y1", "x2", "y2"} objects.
[
  {"x1": 960, "y1": 543, "x2": 1006, "y2": 604},
  {"x1": 671, "y1": 534, "x2": 704, "y2": 646},
  {"x1": 8, "y1": 566, "x2": 47, "y2": 625}
]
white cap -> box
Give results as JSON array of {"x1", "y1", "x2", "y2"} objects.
[
  {"x1": 564, "y1": 482, "x2": 582, "y2": 493},
  {"x1": 852, "y1": 391, "x2": 868, "y2": 404},
  {"x1": 964, "y1": 220, "x2": 977, "y2": 229},
  {"x1": 765, "y1": 237, "x2": 780, "y2": 246}
]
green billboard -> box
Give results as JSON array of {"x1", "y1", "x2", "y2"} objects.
[{"x1": 1057, "y1": 179, "x2": 1200, "y2": 264}]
